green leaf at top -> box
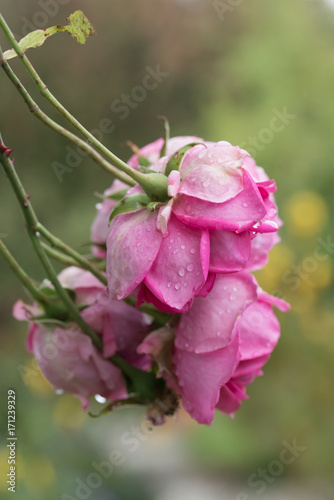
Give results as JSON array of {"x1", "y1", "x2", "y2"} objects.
[
  {"x1": 165, "y1": 143, "x2": 203, "y2": 177},
  {"x1": 3, "y1": 10, "x2": 95, "y2": 60},
  {"x1": 109, "y1": 194, "x2": 150, "y2": 223}
]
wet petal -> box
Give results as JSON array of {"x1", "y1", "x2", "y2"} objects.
[
  {"x1": 107, "y1": 209, "x2": 163, "y2": 300},
  {"x1": 144, "y1": 214, "x2": 209, "y2": 312},
  {"x1": 209, "y1": 230, "x2": 251, "y2": 273},
  {"x1": 174, "y1": 333, "x2": 240, "y2": 424},
  {"x1": 175, "y1": 272, "x2": 258, "y2": 353},
  {"x1": 173, "y1": 169, "x2": 267, "y2": 231}
]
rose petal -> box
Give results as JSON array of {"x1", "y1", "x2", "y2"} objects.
[
  {"x1": 173, "y1": 169, "x2": 267, "y2": 231},
  {"x1": 209, "y1": 230, "x2": 251, "y2": 273},
  {"x1": 174, "y1": 333, "x2": 240, "y2": 424},
  {"x1": 144, "y1": 214, "x2": 209, "y2": 312},
  {"x1": 107, "y1": 209, "x2": 163, "y2": 300},
  {"x1": 175, "y1": 272, "x2": 258, "y2": 353},
  {"x1": 179, "y1": 143, "x2": 245, "y2": 203}
]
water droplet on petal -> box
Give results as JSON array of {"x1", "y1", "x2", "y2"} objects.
[
  {"x1": 198, "y1": 150, "x2": 206, "y2": 159},
  {"x1": 178, "y1": 267, "x2": 186, "y2": 277},
  {"x1": 217, "y1": 331, "x2": 222, "y2": 336},
  {"x1": 189, "y1": 248, "x2": 196, "y2": 255},
  {"x1": 183, "y1": 282, "x2": 188, "y2": 287},
  {"x1": 173, "y1": 249, "x2": 179, "y2": 255},
  {"x1": 242, "y1": 202, "x2": 248, "y2": 208},
  {"x1": 185, "y1": 342, "x2": 189, "y2": 348},
  {"x1": 167, "y1": 282, "x2": 172, "y2": 288},
  {"x1": 186, "y1": 263, "x2": 194, "y2": 272},
  {"x1": 229, "y1": 294, "x2": 236, "y2": 301},
  {"x1": 170, "y1": 238, "x2": 175, "y2": 243},
  {"x1": 175, "y1": 282, "x2": 181, "y2": 290},
  {"x1": 181, "y1": 244, "x2": 185, "y2": 250},
  {"x1": 195, "y1": 271, "x2": 201, "y2": 276},
  {"x1": 232, "y1": 286, "x2": 238, "y2": 292}
]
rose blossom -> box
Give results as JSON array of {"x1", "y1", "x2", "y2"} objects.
[
  {"x1": 138, "y1": 271, "x2": 289, "y2": 424},
  {"x1": 107, "y1": 139, "x2": 280, "y2": 313},
  {"x1": 14, "y1": 266, "x2": 151, "y2": 408}
]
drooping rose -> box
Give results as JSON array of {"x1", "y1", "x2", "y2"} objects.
[
  {"x1": 138, "y1": 271, "x2": 289, "y2": 424},
  {"x1": 14, "y1": 267, "x2": 151, "y2": 407},
  {"x1": 107, "y1": 140, "x2": 280, "y2": 313}
]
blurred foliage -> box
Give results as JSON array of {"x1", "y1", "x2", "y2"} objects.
[{"x1": 1, "y1": 0, "x2": 334, "y2": 498}]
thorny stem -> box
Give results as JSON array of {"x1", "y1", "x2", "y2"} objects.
[{"x1": 0, "y1": 138, "x2": 102, "y2": 349}]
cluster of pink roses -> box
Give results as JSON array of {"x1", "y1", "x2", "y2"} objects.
[{"x1": 16, "y1": 136, "x2": 289, "y2": 425}]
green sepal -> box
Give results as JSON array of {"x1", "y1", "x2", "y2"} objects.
[
  {"x1": 109, "y1": 194, "x2": 150, "y2": 223},
  {"x1": 165, "y1": 142, "x2": 203, "y2": 177}
]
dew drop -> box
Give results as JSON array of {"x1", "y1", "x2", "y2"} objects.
[
  {"x1": 189, "y1": 248, "x2": 196, "y2": 254},
  {"x1": 216, "y1": 331, "x2": 222, "y2": 336},
  {"x1": 170, "y1": 238, "x2": 175, "y2": 243},
  {"x1": 173, "y1": 249, "x2": 179, "y2": 255},
  {"x1": 229, "y1": 294, "x2": 236, "y2": 301},
  {"x1": 186, "y1": 263, "x2": 194, "y2": 272},
  {"x1": 232, "y1": 286, "x2": 238, "y2": 292},
  {"x1": 168, "y1": 245, "x2": 173, "y2": 250},
  {"x1": 167, "y1": 282, "x2": 172, "y2": 288},
  {"x1": 181, "y1": 244, "x2": 186, "y2": 250},
  {"x1": 195, "y1": 271, "x2": 201, "y2": 276},
  {"x1": 226, "y1": 308, "x2": 231, "y2": 314},
  {"x1": 185, "y1": 342, "x2": 189, "y2": 348},
  {"x1": 202, "y1": 179, "x2": 211, "y2": 188},
  {"x1": 242, "y1": 202, "x2": 248, "y2": 208},
  {"x1": 175, "y1": 282, "x2": 181, "y2": 290},
  {"x1": 178, "y1": 267, "x2": 186, "y2": 277},
  {"x1": 198, "y1": 150, "x2": 206, "y2": 159},
  {"x1": 183, "y1": 282, "x2": 188, "y2": 287}
]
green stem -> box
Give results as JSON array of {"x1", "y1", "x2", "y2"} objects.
[
  {"x1": 0, "y1": 139, "x2": 102, "y2": 349},
  {"x1": 37, "y1": 224, "x2": 107, "y2": 286},
  {"x1": 0, "y1": 18, "x2": 169, "y2": 200},
  {"x1": 0, "y1": 44, "x2": 135, "y2": 186},
  {"x1": 0, "y1": 239, "x2": 52, "y2": 306}
]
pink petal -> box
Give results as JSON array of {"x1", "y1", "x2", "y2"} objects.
[
  {"x1": 173, "y1": 169, "x2": 267, "y2": 231},
  {"x1": 195, "y1": 272, "x2": 216, "y2": 298},
  {"x1": 167, "y1": 170, "x2": 181, "y2": 197},
  {"x1": 107, "y1": 209, "x2": 163, "y2": 300},
  {"x1": 137, "y1": 283, "x2": 193, "y2": 314},
  {"x1": 238, "y1": 301, "x2": 281, "y2": 360},
  {"x1": 179, "y1": 143, "x2": 245, "y2": 203},
  {"x1": 144, "y1": 214, "x2": 209, "y2": 312},
  {"x1": 209, "y1": 230, "x2": 251, "y2": 273},
  {"x1": 175, "y1": 272, "x2": 258, "y2": 354},
  {"x1": 174, "y1": 333, "x2": 240, "y2": 424},
  {"x1": 216, "y1": 380, "x2": 247, "y2": 415}
]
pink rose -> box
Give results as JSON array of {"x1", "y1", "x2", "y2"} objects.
[
  {"x1": 107, "y1": 140, "x2": 280, "y2": 313},
  {"x1": 14, "y1": 267, "x2": 151, "y2": 407},
  {"x1": 138, "y1": 272, "x2": 289, "y2": 424}
]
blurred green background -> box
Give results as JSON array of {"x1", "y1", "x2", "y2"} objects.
[{"x1": 1, "y1": 0, "x2": 334, "y2": 498}]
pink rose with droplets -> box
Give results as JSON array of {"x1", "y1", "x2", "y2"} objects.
[
  {"x1": 14, "y1": 267, "x2": 151, "y2": 408},
  {"x1": 107, "y1": 139, "x2": 280, "y2": 313},
  {"x1": 90, "y1": 136, "x2": 202, "y2": 258},
  {"x1": 138, "y1": 271, "x2": 289, "y2": 424}
]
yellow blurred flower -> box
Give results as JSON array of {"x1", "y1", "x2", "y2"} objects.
[{"x1": 285, "y1": 191, "x2": 328, "y2": 237}]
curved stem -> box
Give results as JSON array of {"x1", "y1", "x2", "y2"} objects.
[
  {"x1": 37, "y1": 224, "x2": 107, "y2": 286},
  {"x1": 0, "y1": 16, "x2": 160, "y2": 188},
  {"x1": 0, "y1": 44, "x2": 136, "y2": 186},
  {"x1": 0, "y1": 239, "x2": 52, "y2": 306},
  {"x1": 0, "y1": 139, "x2": 102, "y2": 349}
]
